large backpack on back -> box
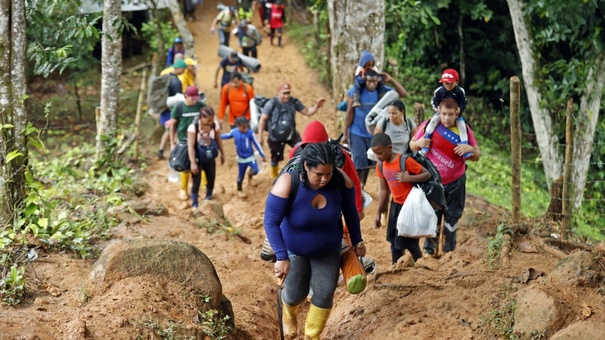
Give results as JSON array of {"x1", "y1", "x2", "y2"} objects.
[
  {"x1": 378, "y1": 152, "x2": 447, "y2": 212},
  {"x1": 267, "y1": 98, "x2": 295, "y2": 142},
  {"x1": 147, "y1": 73, "x2": 177, "y2": 116}
]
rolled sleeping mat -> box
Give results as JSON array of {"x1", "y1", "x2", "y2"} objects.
[
  {"x1": 218, "y1": 45, "x2": 262, "y2": 73},
  {"x1": 365, "y1": 108, "x2": 387, "y2": 135},
  {"x1": 249, "y1": 98, "x2": 261, "y2": 133},
  {"x1": 166, "y1": 92, "x2": 207, "y2": 109},
  {"x1": 364, "y1": 90, "x2": 400, "y2": 134},
  {"x1": 166, "y1": 93, "x2": 185, "y2": 109}
]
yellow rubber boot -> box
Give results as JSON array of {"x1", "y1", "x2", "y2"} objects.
[
  {"x1": 304, "y1": 304, "x2": 331, "y2": 340},
  {"x1": 201, "y1": 171, "x2": 207, "y2": 188},
  {"x1": 271, "y1": 165, "x2": 279, "y2": 179},
  {"x1": 282, "y1": 301, "x2": 299, "y2": 339},
  {"x1": 180, "y1": 172, "x2": 189, "y2": 191}
]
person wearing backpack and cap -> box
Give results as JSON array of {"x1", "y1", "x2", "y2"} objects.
[
  {"x1": 158, "y1": 59, "x2": 186, "y2": 159},
  {"x1": 165, "y1": 37, "x2": 185, "y2": 67},
  {"x1": 257, "y1": 83, "x2": 325, "y2": 178},
  {"x1": 170, "y1": 86, "x2": 207, "y2": 200},
  {"x1": 211, "y1": 6, "x2": 237, "y2": 46}
]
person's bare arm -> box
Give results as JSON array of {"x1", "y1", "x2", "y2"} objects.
[
  {"x1": 300, "y1": 98, "x2": 326, "y2": 116},
  {"x1": 375, "y1": 175, "x2": 390, "y2": 229},
  {"x1": 214, "y1": 65, "x2": 222, "y2": 89},
  {"x1": 382, "y1": 72, "x2": 408, "y2": 98},
  {"x1": 257, "y1": 113, "x2": 269, "y2": 146},
  {"x1": 169, "y1": 118, "x2": 178, "y2": 149},
  {"x1": 342, "y1": 96, "x2": 354, "y2": 144}
]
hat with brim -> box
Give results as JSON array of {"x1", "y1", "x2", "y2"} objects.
[
  {"x1": 185, "y1": 86, "x2": 200, "y2": 101},
  {"x1": 173, "y1": 59, "x2": 187, "y2": 69}
]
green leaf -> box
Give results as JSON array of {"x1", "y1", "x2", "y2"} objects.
[{"x1": 5, "y1": 150, "x2": 23, "y2": 163}]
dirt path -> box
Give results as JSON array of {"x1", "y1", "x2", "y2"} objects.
[{"x1": 1, "y1": 1, "x2": 603, "y2": 339}]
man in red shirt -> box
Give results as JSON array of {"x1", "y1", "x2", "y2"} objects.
[{"x1": 218, "y1": 72, "x2": 255, "y2": 129}]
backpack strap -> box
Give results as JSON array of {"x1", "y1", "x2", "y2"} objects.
[
  {"x1": 289, "y1": 167, "x2": 300, "y2": 202},
  {"x1": 379, "y1": 154, "x2": 408, "y2": 177}
]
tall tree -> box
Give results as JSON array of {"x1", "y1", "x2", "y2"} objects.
[
  {"x1": 97, "y1": 0, "x2": 122, "y2": 157},
  {"x1": 507, "y1": 0, "x2": 605, "y2": 208},
  {"x1": 166, "y1": 0, "x2": 195, "y2": 59},
  {"x1": 0, "y1": 0, "x2": 28, "y2": 225},
  {"x1": 327, "y1": 0, "x2": 385, "y2": 101}
]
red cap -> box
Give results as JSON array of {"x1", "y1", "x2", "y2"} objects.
[
  {"x1": 277, "y1": 82, "x2": 291, "y2": 93},
  {"x1": 302, "y1": 120, "x2": 329, "y2": 145},
  {"x1": 439, "y1": 69, "x2": 459, "y2": 84},
  {"x1": 185, "y1": 86, "x2": 200, "y2": 101}
]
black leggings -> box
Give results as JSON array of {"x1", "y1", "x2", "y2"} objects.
[
  {"x1": 282, "y1": 252, "x2": 340, "y2": 309},
  {"x1": 192, "y1": 160, "x2": 216, "y2": 200}
]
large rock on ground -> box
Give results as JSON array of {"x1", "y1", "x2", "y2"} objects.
[
  {"x1": 513, "y1": 286, "x2": 568, "y2": 337},
  {"x1": 547, "y1": 251, "x2": 600, "y2": 287},
  {"x1": 551, "y1": 320, "x2": 605, "y2": 339},
  {"x1": 89, "y1": 239, "x2": 223, "y2": 311}
]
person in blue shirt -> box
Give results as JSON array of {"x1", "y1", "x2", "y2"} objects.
[
  {"x1": 213, "y1": 52, "x2": 248, "y2": 90},
  {"x1": 342, "y1": 69, "x2": 408, "y2": 189},
  {"x1": 264, "y1": 142, "x2": 364, "y2": 339},
  {"x1": 220, "y1": 117, "x2": 265, "y2": 197},
  {"x1": 165, "y1": 37, "x2": 185, "y2": 67}
]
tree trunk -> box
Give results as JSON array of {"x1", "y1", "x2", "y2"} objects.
[
  {"x1": 507, "y1": 0, "x2": 562, "y2": 190},
  {"x1": 97, "y1": 0, "x2": 122, "y2": 158},
  {"x1": 166, "y1": 0, "x2": 195, "y2": 59},
  {"x1": 572, "y1": 55, "x2": 605, "y2": 208},
  {"x1": 327, "y1": 0, "x2": 385, "y2": 102},
  {"x1": 0, "y1": 0, "x2": 28, "y2": 225}
]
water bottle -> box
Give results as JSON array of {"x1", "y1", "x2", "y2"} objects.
[{"x1": 168, "y1": 164, "x2": 180, "y2": 183}]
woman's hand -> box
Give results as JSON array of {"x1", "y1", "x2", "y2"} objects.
[
  {"x1": 274, "y1": 260, "x2": 290, "y2": 280},
  {"x1": 190, "y1": 163, "x2": 199, "y2": 175},
  {"x1": 354, "y1": 242, "x2": 366, "y2": 257},
  {"x1": 220, "y1": 153, "x2": 225, "y2": 165}
]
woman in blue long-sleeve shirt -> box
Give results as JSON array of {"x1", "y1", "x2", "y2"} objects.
[{"x1": 264, "y1": 142, "x2": 365, "y2": 339}]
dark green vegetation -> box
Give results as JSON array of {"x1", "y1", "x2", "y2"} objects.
[{"x1": 294, "y1": 0, "x2": 605, "y2": 242}]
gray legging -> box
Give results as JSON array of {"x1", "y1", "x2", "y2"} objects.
[{"x1": 282, "y1": 251, "x2": 340, "y2": 309}]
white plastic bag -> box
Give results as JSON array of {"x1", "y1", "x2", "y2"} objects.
[{"x1": 396, "y1": 187, "x2": 438, "y2": 238}]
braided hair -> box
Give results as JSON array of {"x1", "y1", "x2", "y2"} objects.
[{"x1": 299, "y1": 142, "x2": 336, "y2": 187}]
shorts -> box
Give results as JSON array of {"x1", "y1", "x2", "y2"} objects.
[
  {"x1": 268, "y1": 132, "x2": 301, "y2": 166},
  {"x1": 349, "y1": 132, "x2": 373, "y2": 170},
  {"x1": 159, "y1": 111, "x2": 172, "y2": 128}
]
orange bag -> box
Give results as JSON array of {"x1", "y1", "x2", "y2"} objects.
[{"x1": 341, "y1": 225, "x2": 367, "y2": 294}]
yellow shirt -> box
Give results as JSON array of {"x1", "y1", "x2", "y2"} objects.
[{"x1": 159, "y1": 68, "x2": 196, "y2": 92}]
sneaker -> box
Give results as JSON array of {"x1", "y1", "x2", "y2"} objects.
[
  {"x1": 157, "y1": 149, "x2": 164, "y2": 159},
  {"x1": 179, "y1": 189, "x2": 189, "y2": 201},
  {"x1": 237, "y1": 190, "x2": 247, "y2": 198},
  {"x1": 191, "y1": 207, "x2": 200, "y2": 216}
]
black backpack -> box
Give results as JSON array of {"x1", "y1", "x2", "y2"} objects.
[
  {"x1": 267, "y1": 98, "x2": 295, "y2": 142},
  {"x1": 378, "y1": 152, "x2": 447, "y2": 212}
]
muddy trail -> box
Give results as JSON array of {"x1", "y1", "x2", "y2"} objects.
[{"x1": 2, "y1": 1, "x2": 604, "y2": 339}]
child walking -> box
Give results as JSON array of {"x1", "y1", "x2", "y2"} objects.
[
  {"x1": 371, "y1": 133, "x2": 431, "y2": 264},
  {"x1": 187, "y1": 107, "x2": 225, "y2": 215},
  {"x1": 221, "y1": 117, "x2": 265, "y2": 198},
  {"x1": 423, "y1": 68, "x2": 471, "y2": 158}
]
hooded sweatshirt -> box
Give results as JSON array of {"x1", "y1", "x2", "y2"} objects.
[
  {"x1": 359, "y1": 50, "x2": 374, "y2": 68},
  {"x1": 289, "y1": 120, "x2": 363, "y2": 213}
]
